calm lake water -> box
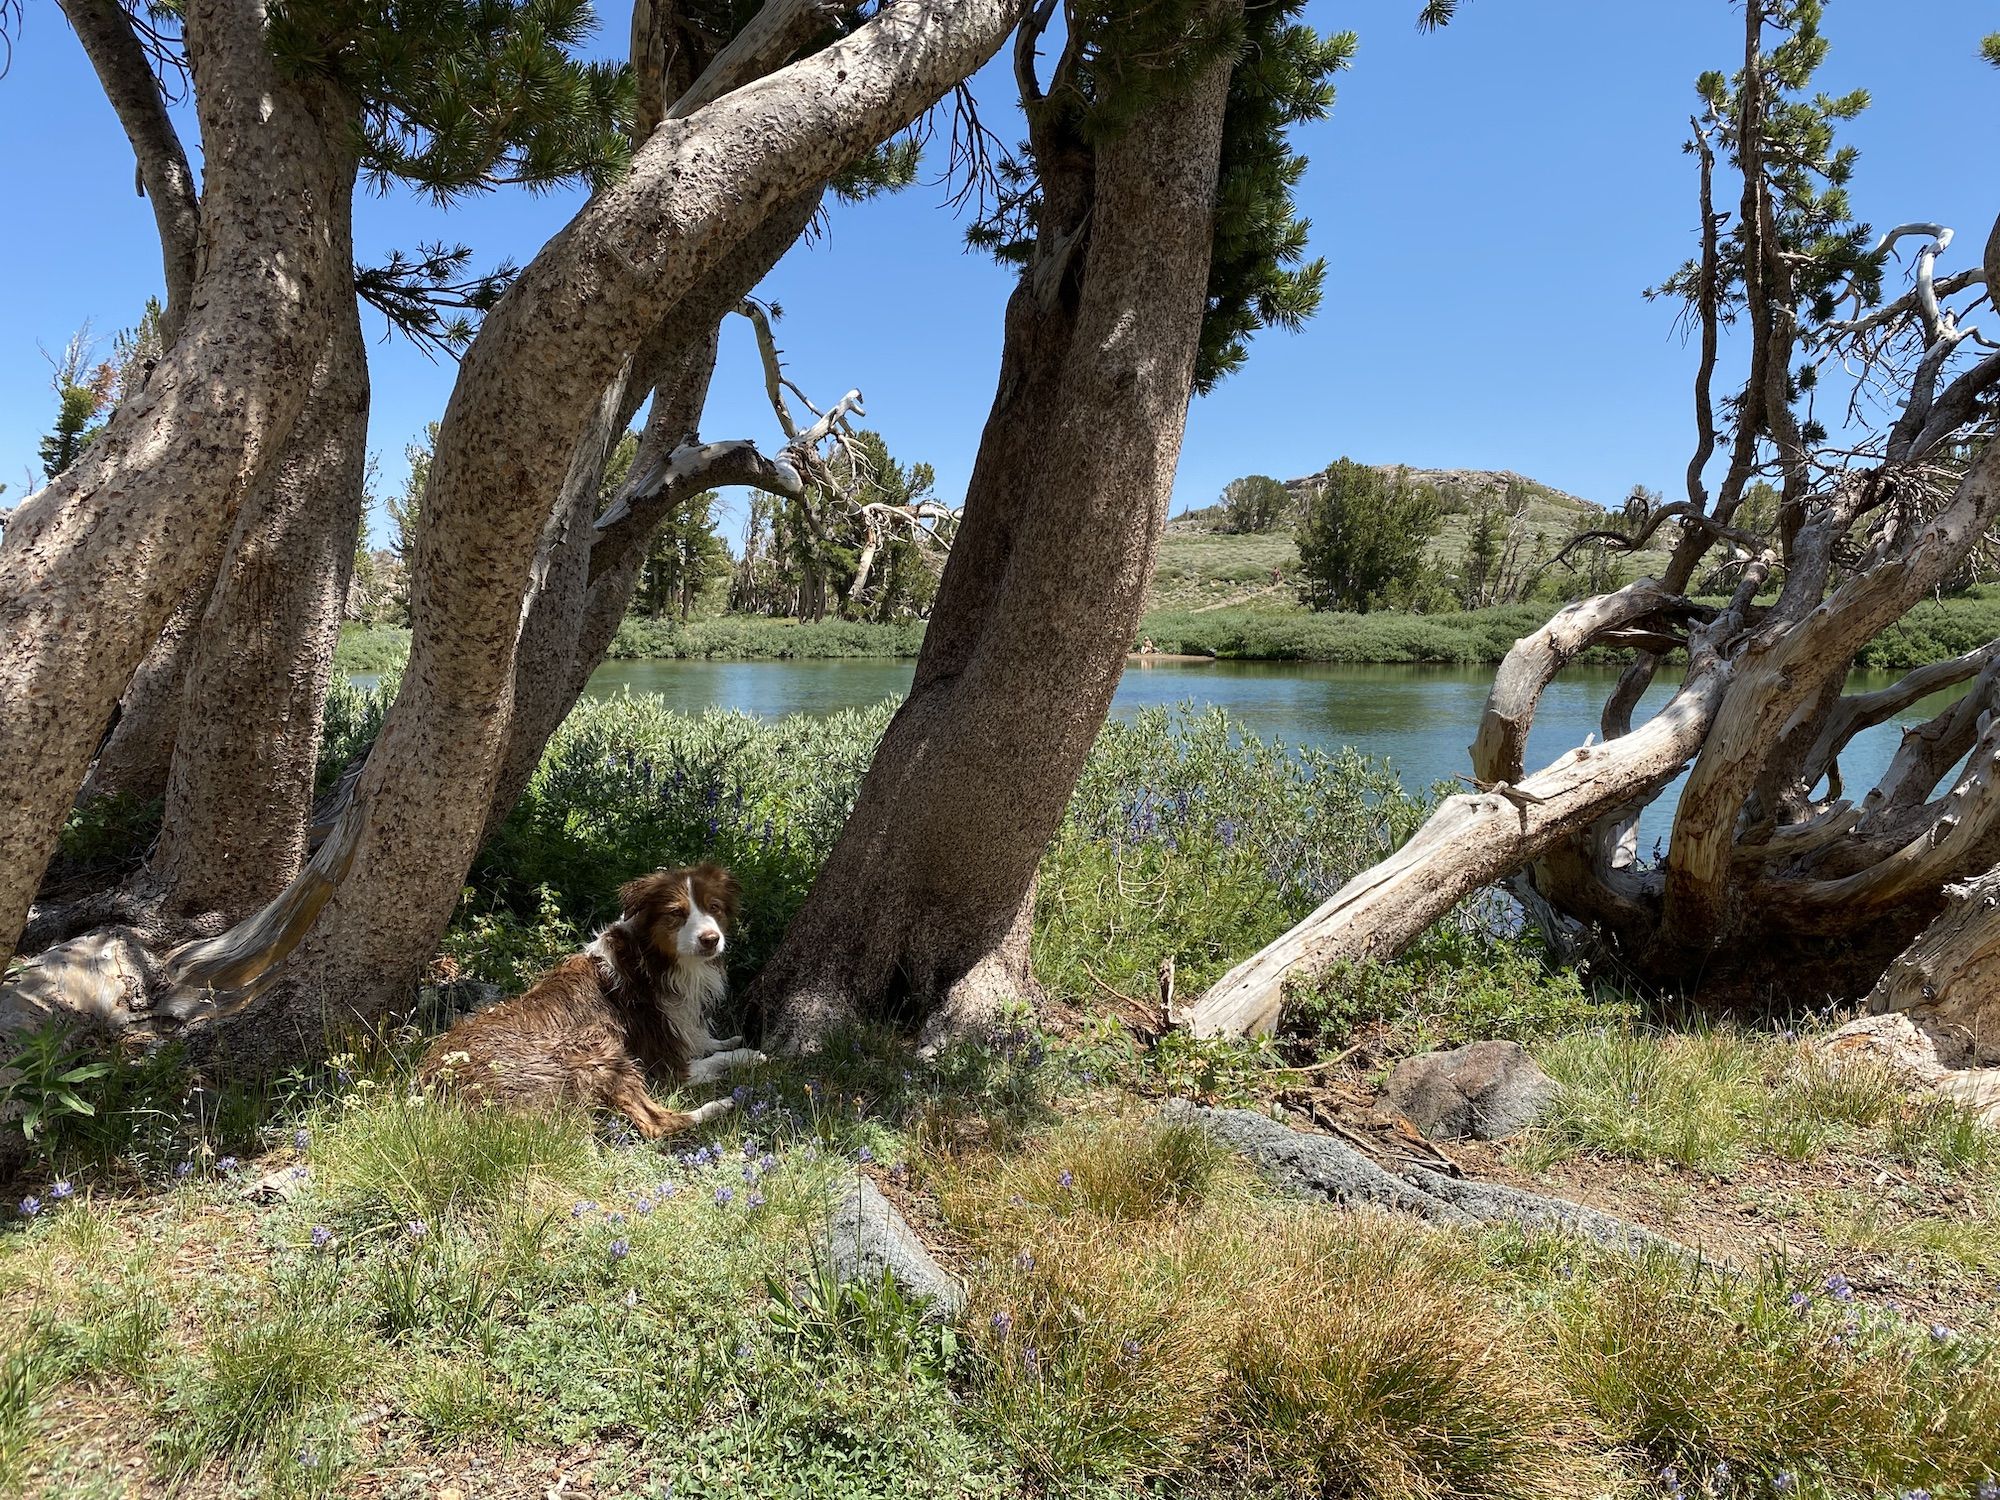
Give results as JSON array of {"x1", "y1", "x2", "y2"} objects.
[{"x1": 584, "y1": 655, "x2": 1963, "y2": 855}]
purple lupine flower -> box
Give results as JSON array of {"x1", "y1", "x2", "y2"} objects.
[
  {"x1": 633, "y1": 1197, "x2": 654, "y2": 1216},
  {"x1": 309, "y1": 1225, "x2": 334, "y2": 1250},
  {"x1": 735, "y1": 1343, "x2": 754, "y2": 1362},
  {"x1": 1119, "y1": 1338, "x2": 1142, "y2": 1363},
  {"x1": 173, "y1": 1160, "x2": 193, "y2": 1180},
  {"x1": 1787, "y1": 1291, "x2": 1810, "y2": 1313},
  {"x1": 990, "y1": 1310, "x2": 1012, "y2": 1336},
  {"x1": 758, "y1": 1153, "x2": 777, "y2": 1172},
  {"x1": 1015, "y1": 1251, "x2": 1035, "y2": 1272},
  {"x1": 294, "y1": 1129, "x2": 312, "y2": 1152},
  {"x1": 746, "y1": 1192, "x2": 765, "y2": 1210},
  {"x1": 1712, "y1": 1459, "x2": 1730, "y2": 1486},
  {"x1": 1930, "y1": 1323, "x2": 1952, "y2": 1342},
  {"x1": 742, "y1": 1164, "x2": 758, "y2": 1183},
  {"x1": 1020, "y1": 1346, "x2": 1040, "y2": 1374},
  {"x1": 855, "y1": 1146, "x2": 874, "y2": 1165},
  {"x1": 1772, "y1": 1474, "x2": 1795, "y2": 1495},
  {"x1": 1217, "y1": 818, "x2": 1238, "y2": 849},
  {"x1": 48, "y1": 1181, "x2": 73, "y2": 1202},
  {"x1": 714, "y1": 1186, "x2": 734, "y2": 1206},
  {"x1": 18, "y1": 1196, "x2": 40, "y2": 1218},
  {"x1": 658, "y1": 1182, "x2": 678, "y2": 1199},
  {"x1": 216, "y1": 1156, "x2": 238, "y2": 1174},
  {"x1": 1057, "y1": 1169, "x2": 1074, "y2": 1190},
  {"x1": 405, "y1": 1219, "x2": 427, "y2": 1240},
  {"x1": 572, "y1": 1200, "x2": 597, "y2": 1219},
  {"x1": 608, "y1": 1238, "x2": 630, "y2": 1261},
  {"x1": 1976, "y1": 1483, "x2": 1999, "y2": 1500},
  {"x1": 1825, "y1": 1273, "x2": 1854, "y2": 1302}
]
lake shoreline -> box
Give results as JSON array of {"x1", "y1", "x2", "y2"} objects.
[{"x1": 336, "y1": 585, "x2": 2000, "y2": 678}]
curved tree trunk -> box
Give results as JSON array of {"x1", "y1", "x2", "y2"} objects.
[
  {"x1": 481, "y1": 191, "x2": 819, "y2": 842},
  {"x1": 749, "y1": 16, "x2": 1241, "y2": 1052},
  {"x1": 169, "y1": 0, "x2": 1023, "y2": 1073},
  {"x1": 0, "y1": 0, "x2": 354, "y2": 968},
  {"x1": 150, "y1": 215, "x2": 370, "y2": 925}
]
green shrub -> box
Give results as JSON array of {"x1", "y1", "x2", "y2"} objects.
[
  {"x1": 608, "y1": 614, "x2": 926, "y2": 660},
  {"x1": 330, "y1": 623, "x2": 411, "y2": 674}
]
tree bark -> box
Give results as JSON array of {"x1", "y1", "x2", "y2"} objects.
[
  {"x1": 150, "y1": 218, "x2": 370, "y2": 925},
  {"x1": 0, "y1": 0, "x2": 354, "y2": 969},
  {"x1": 749, "y1": 17, "x2": 1240, "y2": 1051},
  {"x1": 77, "y1": 594, "x2": 201, "y2": 808},
  {"x1": 176, "y1": 0, "x2": 1023, "y2": 1070}
]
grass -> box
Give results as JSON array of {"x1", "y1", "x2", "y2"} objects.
[{"x1": 607, "y1": 614, "x2": 928, "y2": 660}]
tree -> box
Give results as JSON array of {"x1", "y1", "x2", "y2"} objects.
[
  {"x1": 634, "y1": 491, "x2": 730, "y2": 620},
  {"x1": 1220, "y1": 473, "x2": 1290, "y2": 533},
  {"x1": 1, "y1": 0, "x2": 1025, "y2": 1056},
  {"x1": 747, "y1": 0, "x2": 1355, "y2": 1051},
  {"x1": 1294, "y1": 459, "x2": 1442, "y2": 613},
  {"x1": 1189, "y1": 1, "x2": 2000, "y2": 1040}
]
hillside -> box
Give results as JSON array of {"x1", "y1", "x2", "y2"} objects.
[{"x1": 1153, "y1": 466, "x2": 1679, "y2": 614}]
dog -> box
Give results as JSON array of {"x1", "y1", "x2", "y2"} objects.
[{"x1": 418, "y1": 864, "x2": 764, "y2": 1139}]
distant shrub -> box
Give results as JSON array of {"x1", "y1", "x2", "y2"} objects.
[{"x1": 331, "y1": 624, "x2": 411, "y2": 674}]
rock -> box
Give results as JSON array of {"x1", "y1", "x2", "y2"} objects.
[
  {"x1": 1385, "y1": 1041, "x2": 1557, "y2": 1141},
  {"x1": 826, "y1": 1174, "x2": 964, "y2": 1321},
  {"x1": 1822, "y1": 1012, "x2": 2000, "y2": 1126}
]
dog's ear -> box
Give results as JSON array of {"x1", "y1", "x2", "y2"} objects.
[
  {"x1": 693, "y1": 863, "x2": 740, "y2": 931},
  {"x1": 618, "y1": 870, "x2": 678, "y2": 924}
]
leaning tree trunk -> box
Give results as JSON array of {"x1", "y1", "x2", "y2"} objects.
[
  {"x1": 162, "y1": 0, "x2": 1023, "y2": 1073},
  {"x1": 0, "y1": 0, "x2": 353, "y2": 968},
  {"x1": 480, "y1": 190, "x2": 821, "y2": 842},
  {"x1": 149, "y1": 214, "x2": 370, "y2": 926},
  {"x1": 749, "y1": 17, "x2": 1241, "y2": 1052}
]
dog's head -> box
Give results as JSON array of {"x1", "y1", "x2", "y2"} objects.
[{"x1": 618, "y1": 864, "x2": 740, "y2": 964}]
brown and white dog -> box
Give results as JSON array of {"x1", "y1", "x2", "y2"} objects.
[{"x1": 418, "y1": 864, "x2": 763, "y2": 1139}]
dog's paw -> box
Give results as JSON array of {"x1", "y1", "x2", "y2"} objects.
[
  {"x1": 708, "y1": 1034, "x2": 746, "y2": 1053},
  {"x1": 688, "y1": 1097, "x2": 734, "y2": 1126}
]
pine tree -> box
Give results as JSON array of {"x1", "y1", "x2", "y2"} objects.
[{"x1": 1295, "y1": 459, "x2": 1442, "y2": 613}]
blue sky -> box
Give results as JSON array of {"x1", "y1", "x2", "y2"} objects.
[{"x1": 1, "y1": 1, "x2": 1993, "y2": 550}]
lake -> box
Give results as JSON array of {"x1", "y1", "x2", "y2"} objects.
[{"x1": 584, "y1": 655, "x2": 1963, "y2": 854}]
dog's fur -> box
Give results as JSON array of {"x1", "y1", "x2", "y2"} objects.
[{"x1": 418, "y1": 864, "x2": 762, "y2": 1138}]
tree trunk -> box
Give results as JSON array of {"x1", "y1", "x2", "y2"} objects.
[
  {"x1": 150, "y1": 219, "x2": 370, "y2": 925},
  {"x1": 78, "y1": 594, "x2": 202, "y2": 808},
  {"x1": 481, "y1": 191, "x2": 819, "y2": 842},
  {"x1": 749, "y1": 23, "x2": 1240, "y2": 1052},
  {"x1": 177, "y1": 0, "x2": 1022, "y2": 1072},
  {"x1": 0, "y1": 1, "x2": 354, "y2": 968}
]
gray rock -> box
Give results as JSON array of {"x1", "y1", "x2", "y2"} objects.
[
  {"x1": 1385, "y1": 1040, "x2": 1557, "y2": 1141},
  {"x1": 827, "y1": 1173, "x2": 964, "y2": 1321}
]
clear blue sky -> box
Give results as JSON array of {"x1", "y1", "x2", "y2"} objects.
[{"x1": 1, "y1": 1, "x2": 1993, "y2": 549}]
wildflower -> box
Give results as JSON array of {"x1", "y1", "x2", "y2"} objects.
[
  {"x1": 658, "y1": 1182, "x2": 678, "y2": 1199},
  {"x1": 732, "y1": 1085, "x2": 750, "y2": 1105},
  {"x1": 747, "y1": 1192, "x2": 765, "y2": 1210},
  {"x1": 1119, "y1": 1338, "x2": 1141, "y2": 1363},
  {"x1": 634, "y1": 1197, "x2": 654, "y2": 1216},
  {"x1": 623, "y1": 1287, "x2": 639, "y2": 1308},
  {"x1": 1079, "y1": 1070, "x2": 1096, "y2": 1085},
  {"x1": 1218, "y1": 818, "x2": 1238, "y2": 849},
  {"x1": 609, "y1": 1238, "x2": 630, "y2": 1261},
  {"x1": 405, "y1": 1219, "x2": 428, "y2": 1241},
  {"x1": 990, "y1": 1310, "x2": 1012, "y2": 1337},
  {"x1": 1902, "y1": 1491, "x2": 1932, "y2": 1500},
  {"x1": 1658, "y1": 1465, "x2": 1682, "y2": 1498},
  {"x1": 1713, "y1": 1459, "x2": 1731, "y2": 1486},
  {"x1": 216, "y1": 1156, "x2": 239, "y2": 1174},
  {"x1": 309, "y1": 1226, "x2": 334, "y2": 1250},
  {"x1": 758, "y1": 1153, "x2": 777, "y2": 1172},
  {"x1": 1787, "y1": 1290, "x2": 1810, "y2": 1314},
  {"x1": 715, "y1": 1186, "x2": 734, "y2": 1206},
  {"x1": 1930, "y1": 1323, "x2": 1952, "y2": 1342},
  {"x1": 289, "y1": 1164, "x2": 309, "y2": 1180},
  {"x1": 855, "y1": 1146, "x2": 874, "y2": 1165},
  {"x1": 1977, "y1": 1484, "x2": 1999, "y2": 1500},
  {"x1": 749, "y1": 1099, "x2": 770, "y2": 1119},
  {"x1": 173, "y1": 1160, "x2": 194, "y2": 1180},
  {"x1": 888, "y1": 1161, "x2": 910, "y2": 1187},
  {"x1": 1015, "y1": 1251, "x2": 1035, "y2": 1272},
  {"x1": 735, "y1": 1343, "x2": 754, "y2": 1362},
  {"x1": 742, "y1": 1164, "x2": 758, "y2": 1183},
  {"x1": 294, "y1": 1129, "x2": 311, "y2": 1152},
  {"x1": 1772, "y1": 1474, "x2": 1795, "y2": 1495},
  {"x1": 1057, "y1": 1169, "x2": 1074, "y2": 1190},
  {"x1": 297, "y1": 1448, "x2": 316, "y2": 1469},
  {"x1": 48, "y1": 1180, "x2": 73, "y2": 1202},
  {"x1": 572, "y1": 1200, "x2": 596, "y2": 1219},
  {"x1": 1825, "y1": 1272, "x2": 1854, "y2": 1302},
  {"x1": 1020, "y1": 1346, "x2": 1040, "y2": 1374},
  {"x1": 18, "y1": 1196, "x2": 40, "y2": 1218}
]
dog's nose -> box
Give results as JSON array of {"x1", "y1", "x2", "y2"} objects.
[{"x1": 698, "y1": 929, "x2": 722, "y2": 954}]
